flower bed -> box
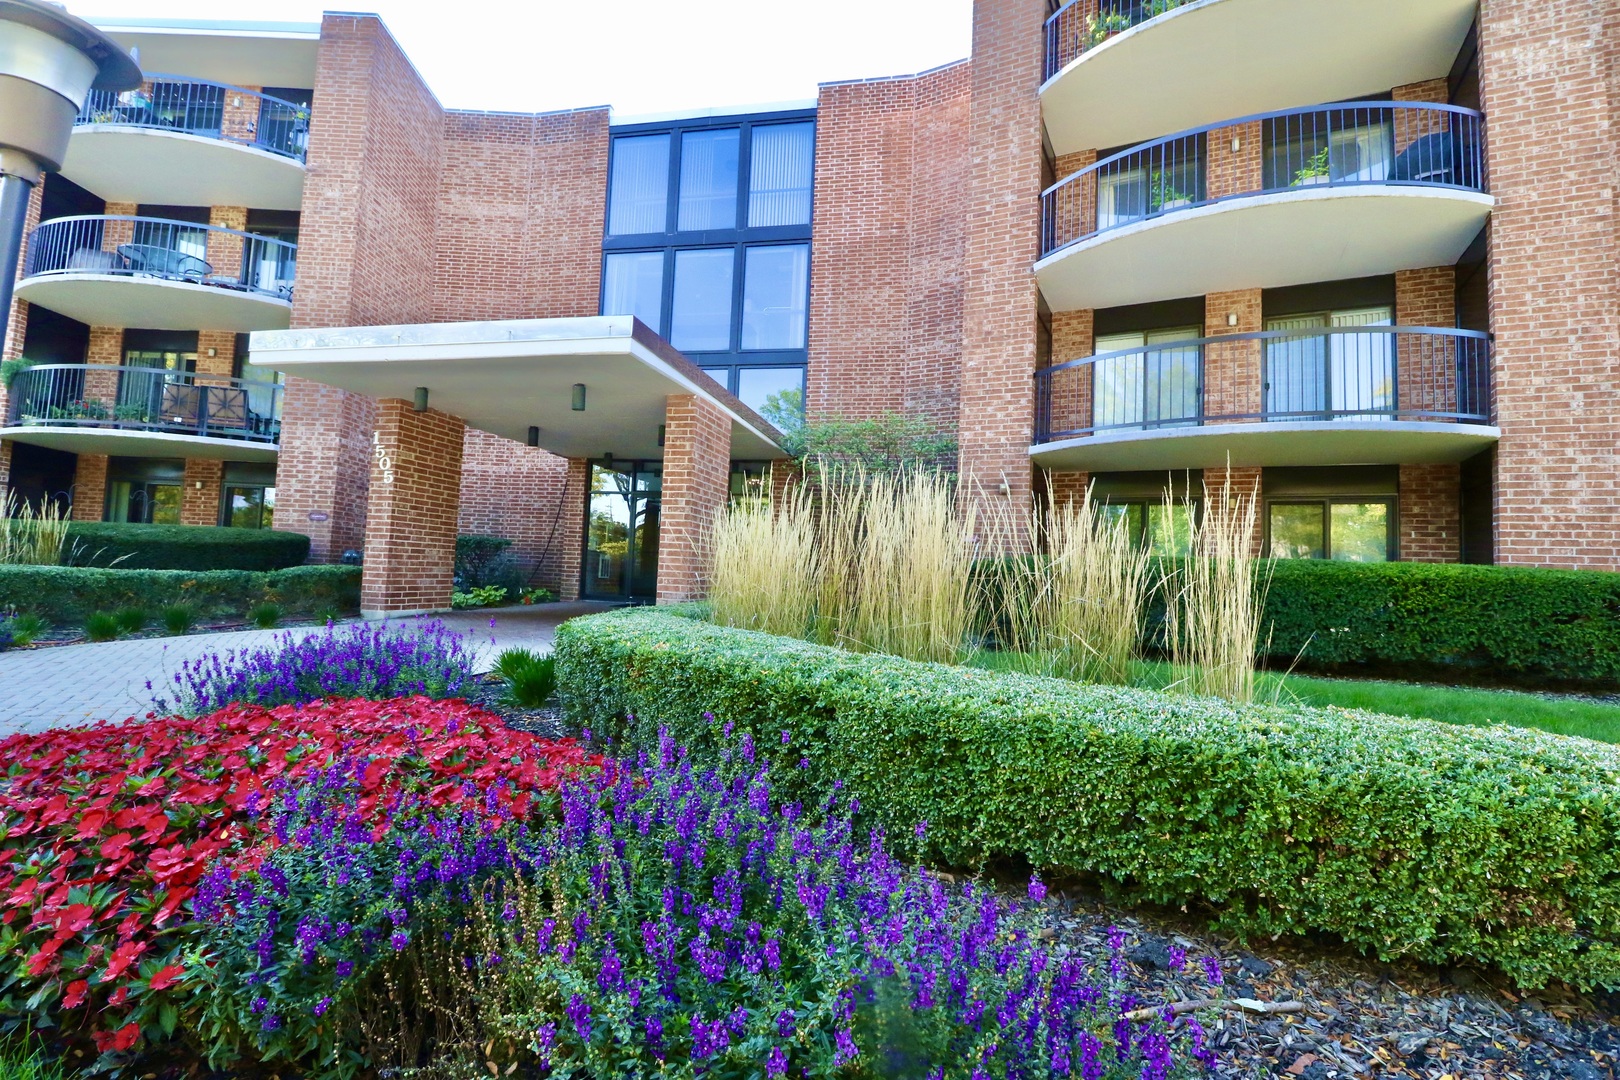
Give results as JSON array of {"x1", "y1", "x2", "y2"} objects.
[{"x1": 0, "y1": 697, "x2": 601, "y2": 1068}]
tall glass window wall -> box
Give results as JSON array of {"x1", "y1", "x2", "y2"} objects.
[{"x1": 602, "y1": 111, "x2": 814, "y2": 429}]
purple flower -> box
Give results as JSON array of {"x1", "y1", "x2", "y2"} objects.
[
  {"x1": 313, "y1": 996, "x2": 332, "y2": 1017},
  {"x1": 335, "y1": 960, "x2": 354, "y2": 979},
  {"x1": 390, "y1": 930, "x2": 409, "y2": 951},
  {"x1": 1167, "y1": 944, "x2": 1187, "y2": 972},
  {"x1": 566, "y1": 993, "x2": 592, "y2": 1042},
  {"x1": 914, "y1": 820, "x2": 928, "y2": 840},
  {"x1": 767, "y1": 1045, "x2": 788, "y2": 1077},
  {"x1": 1201, "y1": 956, "x2": 1224, "y2": 987},
  {"x1": 1027, "y1": 874, "x2": 1047, "y2": 903}
]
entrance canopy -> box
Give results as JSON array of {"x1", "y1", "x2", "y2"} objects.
[{"x1": 247, "y1": 315, "x2": 786, "y2": 462}]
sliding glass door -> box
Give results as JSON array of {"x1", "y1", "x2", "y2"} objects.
[
  {"x1": 583, "y1": 463, "x2": 661, "y2": 601},
  {"x1": 1264, "y1": 307, "x2": 1393, "y2": 420}
]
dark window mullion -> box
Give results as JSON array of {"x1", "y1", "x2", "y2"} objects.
[
  {"x1": 730, "y1": 244, "x2": 747, "y2": 353},
  {"x1": 665, "y1": 130, "x2": 683, "y2": 237},
  {"x1": 736, "y1": 122, "x2": 754, "y2": 233}
]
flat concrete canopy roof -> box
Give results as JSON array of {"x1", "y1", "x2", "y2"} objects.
[{"x1": 248, "y1": 316, "x2": 787, "y2": 462}]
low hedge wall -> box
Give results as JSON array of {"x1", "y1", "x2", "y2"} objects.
[
  {"x1": 0, "y1": 565, "x2": 359, "y2": 623},
  {"x1": 1259, "y1": 560, "x2": 1620, "y2": 687},
  {"x1": 64, "y1": 523, "x2": 311, "y2": 571},
  {"x1": 556, "y1": 608, "x2": 1620, "y2": 989}
]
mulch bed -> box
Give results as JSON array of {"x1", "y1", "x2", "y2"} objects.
[{"x1": 473, "y1": 684, "x2": 1620, "y2": 1080}]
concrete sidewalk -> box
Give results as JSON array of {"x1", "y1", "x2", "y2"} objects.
[{"x1": 0, "y1": 602, "x2": 616, "y2": 736}]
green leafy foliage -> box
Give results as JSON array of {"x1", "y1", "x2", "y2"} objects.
[
  {"x1": 248, "y1": 601, "x2": 282, "y2": 629},
  {"x1": 555, "y1": 608, "x2": 1620, "y2": 989},
  {"x1": 84, "y1": 611, "x2": 120, "y2": 642},
  {"x1": 63, "y1": 524, "x2": 310, "y2": 571},
  {"x1": 113, "y1": 606, "x2": 148, "y2": 634},
  {"x1": 450, "y1": 584, "x2": 507, "y2": 609},
  {"x1": 777, "y1": 411, "x2": 956, "y2": 473},
  {"x1": 453, "y1": 534, "x2": 514, "y2": 588},
  {"x1": 0, "y1": 565, "x2": 360, "y2": 624},
  {"x1": 0, "y1": 612, "x2": 45, "y2": 647},
  {"x1": 492, "y1": 647, "x2": 556, "y2": 708},
  {"x1": 1258, "y1": 559, "x2": 1620, "y2": 688}
]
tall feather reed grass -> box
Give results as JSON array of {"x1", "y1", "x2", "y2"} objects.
[
  {"x1": 0, "y1": 488, "x2": 70, "y2": 566},
  {"x1": 706, "y1": 465, "x2": 976, "y2": 664},
  {"x1": 1161, "y1": 472, "x2": 1271, "y2": 703},
  {"x1": 979, "y1": 485, "x2": 1152, "y2": 685}
]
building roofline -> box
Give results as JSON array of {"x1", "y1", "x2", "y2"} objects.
[
  {"x1": 87, "y1": 16, "x2": 321, "y2": 38},
  {"x1": 610, "y1": 99, "x2": 817, "y2": 127},
  {"x1": 818, "y1": 55, "x2": 969, "y2": 89}
]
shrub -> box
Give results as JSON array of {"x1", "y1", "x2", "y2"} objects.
[
  {"x1": 113, "y1": 606, "x2": 147, "y2": 634},
  {"x1": 160, "y1": 604, "x2": 196, "y2": 636},
  {"x1": 84, "y1": 611, "x2": 119, "y2": 642},
  {"x1": 0, "y1": 611, "x2": 43, "y2": 648},
  {"x1": 492, "y1": 646, "x2": 556, "y2": 707},
  {"x1": 63, "y1": 523, "x2": 309, "y2": 571},
  {"x1": 153, "y1": 619, "x2": 480, "y2": 716},
  {"x1": 193, "y1": 729, "x2": 1211, "y2": 1079},
  {"x1": 0, "y1": 564, "x2": 359, "y2": 624},
  {"x1": 0, "y1": 698, "x2": 602, "y2": 1068},
  {"x1": 517, "y1": 586, "x2": 555, "y2": 604},
  {"x1": 1258, "y1": 559, "x2": 1620, "y2": 688},
  {"x1": 556, "y1": 609, "x2": 1620, "y2": 989},
  {"x1": 453, "y1": 534, "x2": 513, "y2": 589},
  {"x1": 449, "y1": 584, "x2": 507, "y2": 609},
  {"x1": 247, "y1": 601, "x2": 282, "y2": 629}
]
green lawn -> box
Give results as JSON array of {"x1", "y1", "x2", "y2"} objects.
[{"x1": 970, "y1": 652, "x2": 1620, "y2": 744}]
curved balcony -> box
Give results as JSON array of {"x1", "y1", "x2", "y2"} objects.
[
  {"x1": 1031, "y1": 326, "x2": 1498, "y2": 471},
  {"x1": 1041, "y1": 0, "x2": 1479, "y2": 156},
  {"x1": 16, "y1": 216, "x2": 296, "y2": 332},
  {"x1": 1036, "y1": 102, "x2": 1491, "y2": 311},
  {"x1": 59, "y1": 75, "x2": 307, "y2": 209},
  {"x1": 0, "y1": 364, "x2": 281, "y2": 461}
]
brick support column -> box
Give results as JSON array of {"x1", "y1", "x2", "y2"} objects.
[
  {"x1": 1206, "y1": 121, "x2": 1262, "y2": 200},
  {"x1": 1392, "y1": 79, "x2": 1450, "y2": 154},
  {"x1": 72, "y1": 454, "x2": 108, "y2": 522},
  {"x1": 1050, "y1": 149, "x2": 1097, "y2": 251},
  {"x1": 1045, "y1": 309, "x2": 1094, "y2": 440},
  {"x1": 0, "y1": 440, "x2": 12, "y2": 491},
  {"x1": 196, "y1": 330, "x2": 236, "y2": 382},
  {"x1": 1399, "y1": 463, "x2": 1461, "y2": 562},
  {"x1": 83, "y1": 327, "x2": 123, "y2": 408},
  {"x1": 207, "y1": 207, "x2": 248, "y2": 283},
  {"x1": 359, "y1": 401, "x2": 466, "y2": 617},
  {"x1": 657, "y1": 394, "x2": 731, "y2": 605},
  {"x1": 1204, "y1": 465, "x2": 1263, "y2": 557},
  {"x1": 1203, "y1": 289, "x2": 1262, "y2": 420},
  {"x1": 102, "y1": 203, "x2": 137, "y2": 255},
  {"x1": 956, "y1": 0, "x2": 1046, "y2": 549},
  {"x1": 1044, "y1": 470, "x2": 1090, "y2": 513},
  {"x1": 181, "y1": 459, "x2": 225, "y2": 526},
  {"x1": 1395, "y1": 267, "x2": 1457, "y2": 417},
  {"x1": 220, "y1": 87, "x2": 263, "y2": 145}
]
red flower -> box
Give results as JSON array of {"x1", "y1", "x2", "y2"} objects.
[
  {"x1": 148, "y1": 964, "x2": 184, "y2": 991},
  {"x1": 112, "y1": 1022, "x2": 140, "y2": 1051},
  {"x1": 63, "y1": 979, "x2": 89, "y2": 1008}
]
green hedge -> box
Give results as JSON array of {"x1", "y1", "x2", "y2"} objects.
[
  {"x1": 0, "y1": 565, "x2": 359, "y2": 623},
  {"x1": 556, "y1": 608, "x2": 1620, "y2": 989},
  {"x1": 1258, "y1": 560, "x2": 1620, "y2": 687},
  {"x1": 64, "y1": 523, "x2": 311, "y2": 571}
]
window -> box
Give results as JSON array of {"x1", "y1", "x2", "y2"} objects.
[
  {"x1": 1267, "y1": 500, "x2": 1392, "y2": 561},
  {"x1": 678, "y1": 129, "x2": 740, "y2": 231},
  {"x1": 120, "y1": 331, "x2": 197, "y2": 421},
  {"x1": 602, "y1": 251, "x2": 665, "y2": 329},
  {"x1": 1097, "y1": 500, "x2": 1198, "y2": 555},
  {"x1": 1095, "y1": 141, "x2": 1203, "y2": 230},
  {"x1": 736, "y1": 366, "x2": 805, "y2": 422},
  {"x1": 1264, "y1": 307, "x2": 1393, "y2": 420},
  {"x1": 671, "y1": 249, "x2": 735, "y2": 352},
  {"x1": 222, "y1": 485, "x2": 276, "y2": 529},
  {"x1": 1092, "y1": 326, "x2": 1201, "y2": 431},
  {"x1": 741, "y1": 244, "x2": 809, "y2": 350},
  {"x1": 608, "y1": 133, "x2": 671, "y2": 236},
  {"x1": 1263, "y1": 114, "x2": 1393, "y2": 190},
  {"x1": 748, "y1": 122, "x2": 814, "y2": 227}
]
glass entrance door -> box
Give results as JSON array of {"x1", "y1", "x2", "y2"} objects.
[{"x1": 584, "y1": 463, "x2": 661, "y2": 601}]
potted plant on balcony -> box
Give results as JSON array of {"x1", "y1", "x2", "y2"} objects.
[
  {"x1": 1292, "y1": 146, "x2": 1333, "y2": 186},
  {"x1": 1144, "y1": 0, "x2": 1187, "y2": 15},
  {"x1": 1084, "y1": 11, "x2": 1132, "y2": 48},
  {"x1": 1147, "y1": 170, "x2": 1194, "y2": 213}
]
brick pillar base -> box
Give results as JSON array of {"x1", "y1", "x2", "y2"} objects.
[
  {"x1": 550, "y1": 458, "x2": 590, "y2": 603},
  {"x1": 1203, "y1": 465, "x2": 1263, "y2": 557},
  {"x1": 181, "y1": 458, "x2": 225, "y2": 526},
  {"x1": 72, "y1": 454, "x2": 108, "y2": 522},
  {"x1": 360, "y1": 401, "x2": 466, "y2": 617},
  {"x1": 1399, "y1": 463, "x2": 1461, "y2": 562},
  {"x1": 1044, "y1": 470, "x2": 1090, "y2": 513},
  {"x1": 657, "y1": 394, "x2": 731, "y2": 604},
  {"x1": 0, "y1": 439, "x2": 11, "y2": 491}
]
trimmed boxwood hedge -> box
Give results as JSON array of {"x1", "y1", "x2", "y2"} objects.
[
  {"x1": 64, "y1": 523, "x2": 311, "y2": 571},
  {"x1": 1258, "y1": 559, "x2": 1620, "y2": 687},
  {"x1": 0, "y1": 564, "x2": 359, "y2": 623},
  {"x1": 556, "y1": 608, "x2": 1620, "y2": 989}
]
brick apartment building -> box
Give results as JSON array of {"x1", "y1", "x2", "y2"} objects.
[{"x1": 1, "y1": 0, "x2": 1615, "y2": 614}]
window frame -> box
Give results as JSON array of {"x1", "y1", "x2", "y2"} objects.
[{"x1": 1264, "y1": 496, "x2": 1397, "y2": 561}]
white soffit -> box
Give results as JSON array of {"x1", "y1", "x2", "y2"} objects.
[
  {"x1": 1041, "y1": 0, "x2": 1479, "y2": 155},
  {"x1": 91, "y1": 21, "x2": 320, "y2": 89},
  {"x1": 60, "y1": 128, "x2": 305, "y2": 209},
  {"x1": 248, "y1": 316, "x2": 786, "y2": 463}
]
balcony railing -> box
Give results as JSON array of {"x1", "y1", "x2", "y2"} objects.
[
  {"x1": 1034, "y1": 325, "x2": 1490, "y2": 443},
  {"x1": 1045, "y1": 0, "x2": 1194, "y2": 81},
  {"x1": 77, "y1": 75, "x2": 309, "y2": 162},
  {"x1": 5, "y1": 364, "x2": 282, "y2": 445},
  {"x1": 1041, "y1": 102, "x2": 1486, "y2": 258},
  {"x1": 23, "y1": 216, "x2": 297, "y2": 301}
]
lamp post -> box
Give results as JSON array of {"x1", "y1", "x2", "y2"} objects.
[{"x1": 0, "y1": 0, "x2": 140, "y2": 340}]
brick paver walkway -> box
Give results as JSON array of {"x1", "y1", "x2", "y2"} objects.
[{"x1": 0, "y1": 602, "x2": 617, "y2": 736}]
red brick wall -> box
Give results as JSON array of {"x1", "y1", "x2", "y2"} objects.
[
  {"x1": 1205, "y1": 121, "x2": 1262, "y2": 201},
  {"x1": 957, "y1": 0, "x2": 1046, "y2": 543},
  {"x1": 1203, "y1": 289, "x2": 1261, "y2": 420},
  {"x1": 181, "y1": 458, "x2": 224, "y2": 526},
  {"x1": 1205, "y1": 465, "x2": 1263, "y2": 557},
  {"x1": 1044, "y1": 308, "x2": 1093, "y2": 438},
  {"x1": 360, "y1": 400, "x2": 465, "y2": 615},
  {"x1": 1399, "y1": 462, "x2": 1461, "y2": 562},
  {"x1": 807, "y1": 61, "x2": 971, "y2": 428},
  {"x1": 657, "y1": 394, "x2": 731, "y2": 603},
  {"x1": 456, "y1": 429, "x2": 578, "y2": 594},
  {"x1": 434, "y1": 107, "x2": 609, "y2": 322},
  {"x1": 71, "y1": 454, "x2": 107, "y2": 522},
  {"x1": 1478, "y1": 0, "x2": 1620, "y2": 568}
]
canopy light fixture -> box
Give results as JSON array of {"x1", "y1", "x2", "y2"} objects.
[
  {"x1": 657, "y1": 424, "x2": 666, "y2": 447},
  {"x1": 571, "y1": 383, "x2": 586, "y2": 411},
  {"x1": 601, "y1": 451, "x2": 614, "y2": 470},
  {"x1": 412, "y1": 386, "x2": 429, "y2": 411},
  {"x1": 527, "y1": 425, "x2": 540, "y2": 447}
]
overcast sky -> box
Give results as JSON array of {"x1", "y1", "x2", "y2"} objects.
[{"x1": 89, "y1": 0, "x2": 974, "y2": 118}]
